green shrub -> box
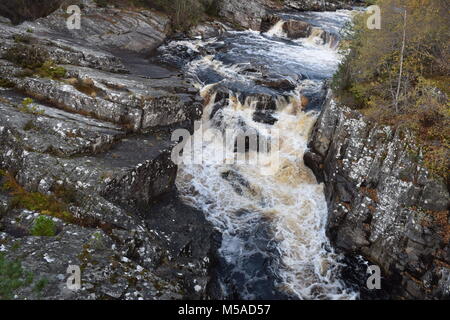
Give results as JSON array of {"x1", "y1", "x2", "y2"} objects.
[
  {"x1": 21, "y1": 98, "x2": 33, "y2": 106},
  {"x1": 13, "y1": 34, "x2": 32, "y2": 44},
  {"x1": 31, "y1": 216, "x2": 56, "y2": 237},
  {"x1": 4, "y1": 44, "x2": 66, "y2": 80},
  {"x1": 4, "y1": 44, "x2": 49, "y2": 70},
  {"x1": 333, "y1": 0, "x2": 449, "y2": 181},
  {"x1": 18, "y1": 98, "x2": 45, "y2": 115},
  {"x1": 2, "y1": 171, "x2": 73, "y2": 222},
  {"x1": 0, "y1": 253, "x2": 34, "y2": 299},
  {"x1": 33, "y1": 277, "x2": 48, "y2": 293},
  {"x1": 36, "y1": 61, "x2": 67, "y2": 80}
]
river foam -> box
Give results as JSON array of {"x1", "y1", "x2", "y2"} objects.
[{"x1": 171, "y1": 10, "x2": 358, "y2": 299}]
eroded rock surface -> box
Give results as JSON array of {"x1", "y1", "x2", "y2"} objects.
[
  {"x1": 0, "y1": 5, "x2": 218, "y2": 300},
  {"x1": 306, "y1": 91, "x2": 450, "y2": 299},
  {"x1": 218, "y1": 0, "x2": 272, "y2": 30},
  {"x1": 0, "y1": 0, "x2": 65, "y2": 24},
  {"x1": 285, "y1": 0, "x2": 354, "y2": 12}
]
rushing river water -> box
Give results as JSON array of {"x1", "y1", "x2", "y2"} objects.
[{"x1": 161, "y1": 9, "x2": 359, "y2": 300}]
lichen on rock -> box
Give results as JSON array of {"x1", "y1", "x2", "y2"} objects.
[{"x1": 306, "y1": 90, "x2": 450, "y2": 299}]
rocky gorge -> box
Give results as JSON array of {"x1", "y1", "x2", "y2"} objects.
[
  {"x1": 0, "y1": 0, "x2": 214, "y2": 300},
  {"x1": 305, "y1": 92, "x2": 450, "y2": 299},
  {"x1": 0, "y1": 0, "x2": 448, "y2": 301}
]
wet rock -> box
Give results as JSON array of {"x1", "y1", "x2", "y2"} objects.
[
  {"x1": 255, "y1": 76, "x2": 297, "y2": 92},
  {"x1": 188, "y1": 22, "x2": 231, "y2": 40},
  {"x1": 143, "y1": 191, "x2": 222, "y2": 299},
  {"x1": 218, "y1": 0, "x2": 269, "y2": 30},
  {"x1": 157, "y1": 42, "x2": 203, "y2": 68},
  {"x1": 247, "y1": 93, "x2": 278, "y2": 111},
  {"x1": 253, "y1": 110, "x2": 278, "y2": 125},
  {"x1": 300, "y1": 82, "x2": 328, "y2": 111},
  {"x1": 260, "y1": 15, "x2": 281, "y2": 33},
  {"x1": 282, "y1": 20, "x2": 311, "y2": 39},
  {"x1": 304, "y1": 151, "x2": 324, "y2": 182},
  {"x1": 221, "y1": 170, "x2": 257, "y2": 196},
  {"x1": 211, "y1": 217, "x2": 290, "y2": 300},
  {"x1": 306, "y1": 90, "x2": 450, "y2": 299},
  {"x1": 285, "y1": 0, "x2": 353, "y2": 12}
]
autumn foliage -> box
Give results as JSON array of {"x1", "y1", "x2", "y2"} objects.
[{"x1": 333, "y1": 0, "x2": 449, "y2": 182}]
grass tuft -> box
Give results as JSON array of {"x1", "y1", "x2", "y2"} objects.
[
  {"x1": 31, "y1": 216, "x2": 56, "y2": 237},
  {"x1": 0, "y1": 253, "x2": 34, "y2": 299},
  {"x1": 1, "y1": 171, "x2": 74, "y2": 223}
]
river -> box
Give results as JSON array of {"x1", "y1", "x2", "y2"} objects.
[{"x1": 159, "y1": 9, "x2": 359, "y2": 300}]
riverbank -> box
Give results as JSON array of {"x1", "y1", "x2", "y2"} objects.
[
  {"x1": 0, "y1": 1, "x2": 357, "y2": 300},
  {"x1": 0, "y1": 2, "x2": 219, "y2": 299},
  {"x1": 305, "y1": 90, "x2": 450, "y2": 299},
  {"x1": 0, "y1": 0, "x2": 447, "y2": 300}
]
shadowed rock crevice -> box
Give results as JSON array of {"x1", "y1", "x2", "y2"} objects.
[{"x1": 0, "y1": 0, "x2": 65, "y2": 24}]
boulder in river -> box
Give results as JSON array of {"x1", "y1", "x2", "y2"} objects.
[{"x1": 282, "y1": 20, "x2": 311, "y2": 39}]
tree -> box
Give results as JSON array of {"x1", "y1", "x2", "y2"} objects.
[
  {"x1": 394, "y1": 8, "x2": 406, "y2": 113},
  {"x1": 332, "y1": 0, "x2": 449, "y2": 180}
]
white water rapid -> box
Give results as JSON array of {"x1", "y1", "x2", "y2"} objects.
[{"x1": 163, "y1": 9, "x2": 359, "y2": 300}]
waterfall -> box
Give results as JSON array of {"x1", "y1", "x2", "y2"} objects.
[
  {"x1": 265, "y1": 20, "x2": 287, "y2": 38},
  {"x1": 304, "y1": 27, "x2": 341, "y2": 49},
  {"x1": 163, "y1": 9, "x2": 357, "y2": 300}
]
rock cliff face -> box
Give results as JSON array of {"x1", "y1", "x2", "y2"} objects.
[
  {"x1": 0, "y1": 4, "x2": 218, "y2": 300},
  {"x1": 218, "y1": 0, "x2": 272, "y2": 30},
  {"x1": 305, "y1": 91, "x2": 450, "y2": 299},
  {"x1": 285, "y1": 0, "x2": 354, "y2": 12},
  {"x1": 0, "y1": 0, "x2": 171, "y2": 53},
  {"x1": 0, "y1": 0, "x2": 358, "y2": 33},
  {"x1": 0, "y1": 0, "x2": 65, "y2": 24},
  {"x1": 217, "y1": 0, "x2": 356, "y2": 31}
]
